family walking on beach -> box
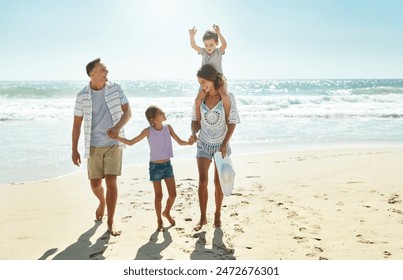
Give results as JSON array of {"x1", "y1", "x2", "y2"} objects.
[{"x1": 71, "y1": 25, "x2": 240, "y2": 236}]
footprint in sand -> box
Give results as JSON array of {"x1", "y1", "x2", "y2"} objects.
[
  {"x1": 362, "y1": 205, "x2": 378, "y2": 211},
  {"x1": 356, "y1": 234, "x2": 375, "y2": 244},
  {"x1": 174, "y1": 203, "x2": 185, "y2": 212},
  {"x1": 388, "y1": 194, "x2": 401, "y2": 205},
  {"x1": 293, "y1": 236, "x2": 307, "y2": 243},
  {"x1": 234, "y1": 224, "x2": 244, "y2": 233},
  {"x1": 232, "y1": 192, "x2": 243, "y2": 197},
  {"x1": 306, "y1": 246, "x2": 324, "y2": 257},
  {"x1": 313, "y1": 194, "x2": 328, "y2": 200},
  {"x1": 388, "y1": 208, "x2": 403, "y2": 215},
  {"x1": 121, "y1": 216, "x2": 132, "y2": 222},
  {"x1": 298, "y1": 226, "x2": 320, "y2": 235},
  {"x1": 287, "y1": 211, "x2": 298, "y2": 218},
  {"x1": 130, "y1": 201, "x2": 141, "y2": 207},
  {"x1": 175, "y1": 227, "x2": 186, "y2": 234},
  {"x1": 294, "y1": 235, "x2": 321, "y2": 243},
  {"x1": 180, "y1": 178, "x2": 197, "y2": 181},
  {"x1": 346, "y1": 181, "x2": 365, "y2": 184}
]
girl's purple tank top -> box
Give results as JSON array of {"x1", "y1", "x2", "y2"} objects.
[{"x1": 148, "y1": 125, "x2": 173, "y2": 161}]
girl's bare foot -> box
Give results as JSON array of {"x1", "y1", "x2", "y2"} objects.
[
  {"x1": 95, "y1": 202, "x2": 105, "y2": 221},
  {"x1": 157, "y1": 220, "x2": 164, "y2": 232},
  {"x1": 214, "y1": 212, "x2": 221, "y2": 228},
  {"x1": 162, "y1": 211, "x2": 176, "y2": 226},
  {"x1": 193, "y1": 219, "x2": 207, "y2": 231}
]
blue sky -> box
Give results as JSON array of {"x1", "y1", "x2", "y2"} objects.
[{"x1": 1, "y1": 0, "x2": 402, "y2": 80}]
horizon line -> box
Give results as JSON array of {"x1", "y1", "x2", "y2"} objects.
[{"x1": 1, "y1": 77, "x2": 403, "y2": 82}]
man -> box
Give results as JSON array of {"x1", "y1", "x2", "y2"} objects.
[{"x1": 72, "y1": 58, "x2": 131, "y2": 236}]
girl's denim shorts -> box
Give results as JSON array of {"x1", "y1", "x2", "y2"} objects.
[{"x1": 149, "y1": 160, "x2": 174, "y2": 182}]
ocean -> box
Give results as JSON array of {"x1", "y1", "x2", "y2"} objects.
[{"x1": 1, "y1": 79, "x2": 403, "y2": 184}]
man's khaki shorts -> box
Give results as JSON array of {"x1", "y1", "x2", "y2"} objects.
[{"x1": 87, "y1": 145, "x2": 122, "y2": 179}]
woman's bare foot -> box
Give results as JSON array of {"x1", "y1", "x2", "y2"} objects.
[
  {"x1": 214, "y1": 212, "x2": 221, "y2": 228},
  {"x1": 162, "y1": 211, "x2": 176, "y2": 226},
  {"x1": 95, "y1": 202, "x2": 105, "y2": 221},
  {"x1": 157, "y1": 220, "x2": 164, "y2": 232},
  {"x1": 107, "y1": 224, "x2": 121, "y2": 236},
  {"x1": 193, "y1": 219, "x2": 207, "y2": 231}
]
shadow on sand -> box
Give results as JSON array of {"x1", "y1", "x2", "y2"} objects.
[
  {"x1": 190, "y1": 228, "x2": 235, "y2": 260},
  {"x1": 38, "y1": 221, "x2": 110, "y2": 260},
  {"x1": 134, "y1": 227, "x2": 173, "y2": 260}
]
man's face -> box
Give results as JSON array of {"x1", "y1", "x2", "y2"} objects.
[{"x1": 90, "y1": 63, "x2": 109, "y2": 83}]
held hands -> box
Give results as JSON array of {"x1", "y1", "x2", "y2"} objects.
[
  {"x1": 188, "y1": 134, "x2": 197, "y2": 145},
  {"x1": 107, "y1": 127, "x2": 120, "y2": 139},
  {"x1": 180, "y1": 139, "x2": 193, "y2": 146}
]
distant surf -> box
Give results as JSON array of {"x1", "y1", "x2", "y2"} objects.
[{"x1": 1, "y1": 79, "x2": 403, "y2": 184}]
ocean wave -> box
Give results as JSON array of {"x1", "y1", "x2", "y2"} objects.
[
  {"x1": 0, "y1": 81, "x2": 85, "y2": 99},
  {"x1": 1, "y1": 79, "x2": 403, "y2": 99},
  {"x1": 1, "y1": 98, "x2": 402, "y2": 121},
  {"x1": 1, "y1": 80, "x2": 403, "y2": 121},
  {"x1": 329, "y1": 86, "x2": 403, "y2": 96},
  {"x1": 0, "y1": 98, "x2": 74, "y2": 121}
]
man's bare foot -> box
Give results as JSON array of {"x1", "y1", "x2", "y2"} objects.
[
  {"x1": 95, "y1": 202, "x2": 105, "y2": 221},
  {"x1": 162, "y1": 211, "x2": 176, "y2": 226},
  {"x1": 107, "y1": 224, "x2": 121, "y2": 236},
  {"x1": 157, "y1": 220, "x2": 164, "y2": 232},
  {"x1": 193, "y1": 220, "x2": 207, "y2": 231},
  {"x1": 214, "y1": 213, "x2": 221, "y2": 228}
]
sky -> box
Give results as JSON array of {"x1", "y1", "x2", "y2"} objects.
[{"x1": 1, "y1": 0, "x2": 403, "y2": 80}]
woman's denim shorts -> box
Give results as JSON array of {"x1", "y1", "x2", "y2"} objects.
[
  {"x1": 149, "y1": 160, "x2": 174, "y2": 182},
  {"x1": 196, "y1": 141, "x2": 231, "y2": 161}
]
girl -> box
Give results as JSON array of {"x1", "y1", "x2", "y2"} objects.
[{"x1": 116, "y1": 105, "x2": 191, "y2": 231}]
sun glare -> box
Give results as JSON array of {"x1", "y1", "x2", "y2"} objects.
[{"x1": 152, "y1": 0, "x2": 178, "y2": 19}]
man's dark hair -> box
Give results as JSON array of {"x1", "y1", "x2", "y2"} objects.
[{"x1": 86, "y1": 58, "x2": 101, "y2": 76}]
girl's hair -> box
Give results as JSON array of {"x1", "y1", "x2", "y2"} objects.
[
  {"x1": 145, "y1": 105, "x2": 160, "y2": 125},
  {"x1": 203, "y1": 30, "x2": 219, "y2": 43},
  {"x1": 197, "y1": 64, "x2": 226, "y2": 90}
]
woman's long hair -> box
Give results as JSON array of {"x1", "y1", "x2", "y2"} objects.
[{"x1": 197, "y1": 64, "x2": 226, "y2": 90}]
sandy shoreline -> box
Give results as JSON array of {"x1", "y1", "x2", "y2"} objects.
[{"x1": 1, "y1": 147, "x2": 402, "y2": 260}]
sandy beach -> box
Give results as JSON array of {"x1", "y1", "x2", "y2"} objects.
[{"x1": 1, "y1": 147, "x2": 402, "y2": 260}]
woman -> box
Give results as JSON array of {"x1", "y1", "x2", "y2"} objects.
[{"x1": 190, "y1": 64, "x2": 240, "y2": 231}]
